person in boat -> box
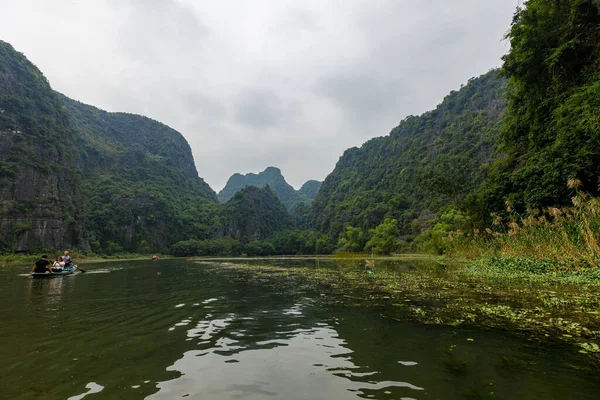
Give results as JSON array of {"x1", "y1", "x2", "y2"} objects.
[
  {"x1": 62, "y1": 251, "x2": 72, "y2": 268},
  {"x1": 52, "y1": 256, "x2": 65, "y2": 271},
  {"x1": 31, "y1": 255, "x2": 53, "y2": 274}
]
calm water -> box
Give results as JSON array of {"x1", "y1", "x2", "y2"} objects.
[{"x1": 1, "y1": 259, "x2": 598, "y2": 399}]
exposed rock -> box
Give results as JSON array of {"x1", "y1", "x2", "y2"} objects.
[{"x1": 0, "y1": 41, "x2": 84, "y2": 252}]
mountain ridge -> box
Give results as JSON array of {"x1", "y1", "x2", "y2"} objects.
[
  {"x1": 218, "y1": 166, "x2": 321, "y2": 212},
  {"x1": 310, "y1": 69, "x2": 507, "y2": 239}
]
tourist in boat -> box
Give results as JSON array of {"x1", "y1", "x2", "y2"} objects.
[
  {"x1": 31, "y1": 255, "x2": 53, "y2": 274},
  {"x1": 62, "y1": 251, "x2": 72, "y2": 267},
  {"x1": 52, "y1": 256, "x2": 65, "y2": 271}
]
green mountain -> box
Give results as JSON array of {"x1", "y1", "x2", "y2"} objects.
[
  {"x1": 298, "y1": 180, "x2": 322, "y2": 199},
  {"x1": 59, "y1": 95, "x2": 218, "y2": 254},
  {"x1": 0, "y1": 41, "x2": 84, "y2": 252},
  {"x1": 475, "y1": 0, "x2": 600, "y2": 218},
  {"x1": 218, "y1": 167, "x2": 320, "y2": 211},
  {"x1": 0, "y1": 40, "x2": 219, "y2": 254},
  {"x1": 310, "y1": 70, "x2": 508, "y2": 239},
  {"x1": 216, "y1": 185, "x2": 292, "y2": 241}
]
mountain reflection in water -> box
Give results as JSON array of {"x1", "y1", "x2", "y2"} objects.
[{"x1": 1, "y1": 259, "x2": 598, "y2": 400}]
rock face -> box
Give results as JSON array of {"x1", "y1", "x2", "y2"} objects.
[
  {"x1": 217, "y1": 185, "x2": 292, "y2": 241},
  {"x1": 58, "y1": 94, "x2": 218, "y2": 254},
  {"x1": 0, "y1": 41, "x2": 83, "y2": 252},
  {"x1": 218, "y1": 167, "x2": 321, "y2": 212}
]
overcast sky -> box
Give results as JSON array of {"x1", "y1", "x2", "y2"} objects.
[{"x1": 0, "y1": 0, "x2": 518, "y2": 191}]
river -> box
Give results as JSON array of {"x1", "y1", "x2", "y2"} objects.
[{"x1": 1, "y1": 259, "x2": 598, "y2": 399}]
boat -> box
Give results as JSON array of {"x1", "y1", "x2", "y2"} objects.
[{"x1": 31, "y1": 265, "x2": 79, "y2": 278}]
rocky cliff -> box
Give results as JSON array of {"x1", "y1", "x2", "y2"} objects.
[
  {"x1": 59, "y1": 95, "x2": 217, "y2": 254},
  {"x1": 0, "y1": 41, "x2": 84, "y2": 252},
  {"x1": 0, "y1": 40, "x2": 218, "y2": 254}
]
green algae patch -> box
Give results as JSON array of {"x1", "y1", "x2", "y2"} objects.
[{"x1": 202, "y1": 256, "x2": 600, "y2": 366}]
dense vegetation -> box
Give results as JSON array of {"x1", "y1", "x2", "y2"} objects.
[
  {"x1": 172, "y1": 185, "x2": 333, "y2": 257},
  {"x1": 428, "y1": 0, "x2": 600, "y2": 262},
  {"x1": 218, "y1": 167, "x2": 321, "y2": 212},
  {"x1": 216, "y1": 185, "x2": 292, "y2": 240},
  {"x1": 474, "y1": 0, "x2": 600, "y2": 218},
  {"x1": 0, "y1": 41, "x2": 83, "y2": 252},
  {"x1": 310, "y1": 70, "x2": 507, "y2": 246},
  {"x1": 59, "y1": 95, "x2": 218, "y2": 254}
]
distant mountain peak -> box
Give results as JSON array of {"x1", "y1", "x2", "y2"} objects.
[
  {"x1": 263, "y1": 166, "x2": 282, "y2": 173},
  {"x1": 218, "y1": 167, "x2": 321, "y2": 211}
]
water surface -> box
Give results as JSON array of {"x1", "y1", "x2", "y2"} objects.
[{"x1": 1, "y1": 259, "x2": 598, "y2": 399}]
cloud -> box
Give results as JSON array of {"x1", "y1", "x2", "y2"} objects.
[
  {"x1": 0, "y1": 0, "x2": 517, "y2": 190},
  {"x1": 234, "y1": 88, "x2": 299, "y2": 130},
  {"x1": 318, "y1": 73, "x2": 406, "y2": 124}
]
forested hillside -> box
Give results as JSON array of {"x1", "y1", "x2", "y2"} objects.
[
  {"x1": 0, "y1": 41, "x2": 84, "y2": 252},
  {"x1": 216, "y1": 185, "x2": 292, "y2": 241},
  {"x1": 298, "y1": 180, "x2": 322, "y2": 200},
  {"x1": 474, "y1": 0, "x2": 600, "y2": 218},
  {"x1": 218, "y1": 167, "x2": 320, "y2": 211},
  {"x1": 60, "y1": 95, "x2": 218, "y2": 254},
  {"x1": 310, "y1": 70, "x2": 507, "y2": 240}
]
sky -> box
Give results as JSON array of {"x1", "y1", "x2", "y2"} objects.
[{"x1": 0, "y1": 0, "x2": 519, "y2": 191}]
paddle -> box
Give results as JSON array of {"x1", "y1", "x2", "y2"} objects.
[{"x1": 75, "y1": 265, "x2": 86, "y2": 273}]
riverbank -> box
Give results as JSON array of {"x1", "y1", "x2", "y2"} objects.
[{"x1": 199, "y1": 255, "x2": 600, "y2": 365}]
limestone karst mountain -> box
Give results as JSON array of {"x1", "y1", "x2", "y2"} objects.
[{"x1": 218, "y1": 167, "x2": 321, "y2": 212}]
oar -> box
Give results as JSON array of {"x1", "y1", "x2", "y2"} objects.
[{"x1": 75, "y1": 265, "x2": 86, "y2": 273}]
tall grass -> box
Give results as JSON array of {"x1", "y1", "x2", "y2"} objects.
[{"x1": 447, "y1": 180, "x2": 600, "y2": 266}]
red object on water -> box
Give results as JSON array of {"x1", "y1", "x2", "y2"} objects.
[{"x1": 152, "y1": 255, "x2": 159, "y2": 261}]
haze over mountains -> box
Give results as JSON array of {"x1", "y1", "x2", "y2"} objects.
[{"x1": 218, "y1": 167, "x2": 321, "y2": 212}]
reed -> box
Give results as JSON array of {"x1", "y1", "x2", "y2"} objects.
[{"x1": 446, "y1": 183, "x2": 600, "y2": 267}]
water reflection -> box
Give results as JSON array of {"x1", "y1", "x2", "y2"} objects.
[
  {"x1": 151, "y1": 315, "x2": 425, "y2": 400},
  {"x1": 1, "y1": 259, "x2": 599, "y2": 400},
  {"x1": 27, "y1": 274, "x2": 72, "y2": 308}
]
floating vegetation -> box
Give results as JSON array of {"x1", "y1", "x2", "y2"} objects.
[{"x1": 208, "y1": 256, "x2": 600, "y2": 366}]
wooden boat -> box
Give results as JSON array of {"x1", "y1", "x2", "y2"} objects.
[{"x1": 31, "y1": 265, "x2": 78, "y2": 278}]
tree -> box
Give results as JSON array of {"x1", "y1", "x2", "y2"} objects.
[
  {"x1": 364, "y1": 218, "x2": 399, "y2": 255},
  {"x1": 481, "y1": 0, "x2": 600, "y2": 213},
  {"x1": 337, "y1": 226, "x2": 365, "y2": 253}
]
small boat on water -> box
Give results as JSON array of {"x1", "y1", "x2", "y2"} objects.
[{"x1": 31, "y1": 265, "x2": 79, "y2": 278}]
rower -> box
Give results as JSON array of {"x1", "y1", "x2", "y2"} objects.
[
  {"x1": 31, "y1": 255, "x2": 53, "y2": 274},
  {"x1": 63, "y1": 251, "x2": 72, "y2": 267}
]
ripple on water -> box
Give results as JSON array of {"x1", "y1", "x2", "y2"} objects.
[
  {"x1": 85, "y1": 269, "x2": 112, "y2": 274},
  {"x1": 398, "y1": 361, "x2": 418, "y2": 366}
]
